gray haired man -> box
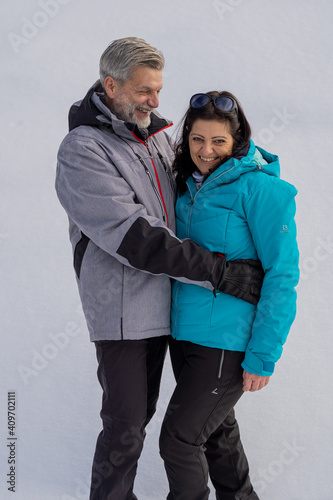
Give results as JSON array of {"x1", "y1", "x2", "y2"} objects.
[{"x1": 56, "y1": 37, "x2": 263, "y2": 499}]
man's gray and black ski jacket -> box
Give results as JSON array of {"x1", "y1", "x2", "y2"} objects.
[{"x1": 55, "y1": 82, "x2": 224, "y2": 341}]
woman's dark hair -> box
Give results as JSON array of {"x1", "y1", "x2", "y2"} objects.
[{"x1": 173, "y1": 90, "x2": 251, "y2": 193}]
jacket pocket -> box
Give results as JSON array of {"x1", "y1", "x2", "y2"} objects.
[{"x1": 74, "y1": 232, "x2": 90, "y2": 279}]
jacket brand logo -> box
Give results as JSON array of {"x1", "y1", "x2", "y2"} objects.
[{"x1": 280, "y1": 225, "x2": 290, "y2": 233}]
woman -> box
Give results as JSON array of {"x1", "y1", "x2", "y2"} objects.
[{"x1": 159, "y1": 91, "x2": 299, "y2": 500}]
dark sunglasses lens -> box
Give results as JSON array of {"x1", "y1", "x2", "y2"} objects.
[
  {"x1": 190, "y1": 94, "x2": 211, "y2": 108},
  {"x1": 215, "y1": 96, "x2": 235, "y2": 112}
]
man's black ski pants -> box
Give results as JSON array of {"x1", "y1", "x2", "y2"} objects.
[{"x1": 90, "y1": 336, "x2": 168, "y2": 500}]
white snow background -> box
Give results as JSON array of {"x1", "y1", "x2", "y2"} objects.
[{"x1": 1, "y1": 0, "x2": 332, "y2": 499}]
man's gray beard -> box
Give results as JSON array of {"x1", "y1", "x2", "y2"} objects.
[
  {"x1": 113, "y1": 93, "x2": 152, "y2": 128},
  {"x1": 127, "y1": 110, "x2": 151, "y2": 129}
]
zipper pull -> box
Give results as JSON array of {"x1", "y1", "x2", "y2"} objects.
[
  {"x1": 157, "y1": 152, "x2": 168, "y2": 172},
  {"x1": 144, "y1": 140, "x2": 153, "y2": 158},
  {"x1": 135, "y1": 153, "x2": 149, "y2": 174}
]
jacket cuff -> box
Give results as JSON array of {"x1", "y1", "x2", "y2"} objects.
[{"x1": 241, "y1": 349, "x2": 275, "y2": 376}]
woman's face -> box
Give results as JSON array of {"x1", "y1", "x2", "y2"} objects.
[{"x1": 189, "y1": 119, "x2": 234, "y2": 175}]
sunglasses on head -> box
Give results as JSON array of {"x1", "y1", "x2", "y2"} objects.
[{"x1": 190, "y1": 93, "x2": 237, "y2": 113}]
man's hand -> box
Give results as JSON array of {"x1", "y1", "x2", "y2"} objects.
[
  {"x1": 217, "y1": 258, "x2": 264, "y2": 305},
  {"x1": 242, "y1": 370, "x2": 270, "y2": 392}
]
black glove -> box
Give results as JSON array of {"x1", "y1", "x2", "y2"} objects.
[{"x1": 216, "y1": 258, "x2": 264, "y2": 305}]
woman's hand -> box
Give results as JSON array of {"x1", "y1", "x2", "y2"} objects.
[{"x1": 242, "y1": 370, "x2": 270, "y2": 392}]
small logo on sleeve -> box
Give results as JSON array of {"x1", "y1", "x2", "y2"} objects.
[{"x1": 280, "y1": 225, "x2": 290, "y2": 233}]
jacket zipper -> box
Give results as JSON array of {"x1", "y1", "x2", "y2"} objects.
[
  {"x1": 157, "y1": 151, "x2": 176, "y2": 195},
  {"x1": 187, "y1": 195, "x2": 194, "y2": 238},
  {"x1": 129, "y1": 131, "x2": 171, "y2": 227},
  {"x1": 135, "y1": 153, "x2": 167, "y2": 225},
  {"x1": 144, "y1": 140, "x2": 169, "y2": 227},
  {"x1": 185, "y1": 165, "x2": 236, "y2": 237}
]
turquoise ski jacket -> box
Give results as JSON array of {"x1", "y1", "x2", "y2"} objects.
[{"x1": 171, "y1": 140, "x2": 299, "y2": 376}]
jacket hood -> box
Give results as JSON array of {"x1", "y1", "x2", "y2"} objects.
[
  {"x1": 209, "y1": 140, "x2": 278, "y2": 182},
  {"x1": 68, "y1": 80, "x2": 172, "y2": 140},
  {"x1": 227, "y1": 140, "x2": 280, "y2": 178},
  {"x1": 68, "y1": 81, "x2": 103, "y2": 131}
]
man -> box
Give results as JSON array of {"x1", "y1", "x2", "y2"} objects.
[{"x1": 56, "y1": 37, "x2": 263, "y2": 500}]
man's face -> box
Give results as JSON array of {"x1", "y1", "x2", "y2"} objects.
[{"x1": 108, "y1": 66, "x2": 163, "y2": 128}]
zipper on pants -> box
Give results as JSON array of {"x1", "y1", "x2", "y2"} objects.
[{"x1": 217, "y1": 350, "x2": 225, "y2": 380}]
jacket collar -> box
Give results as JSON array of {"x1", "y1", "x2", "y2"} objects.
[
  {"x1": 186, "y1": 140, "x2": 280, "y2": 196},
  {"x1": 68, "y1": 80, "x2": 173, "y2": 141}
]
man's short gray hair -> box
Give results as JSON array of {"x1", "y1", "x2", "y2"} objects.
[{"x1": 99, "y1": 37, "x2": 165, "y2": 88}]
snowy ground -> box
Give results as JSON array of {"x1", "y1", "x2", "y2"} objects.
[{"x1": 1, "y1": 0, "x2": 333, "y2": 499}]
